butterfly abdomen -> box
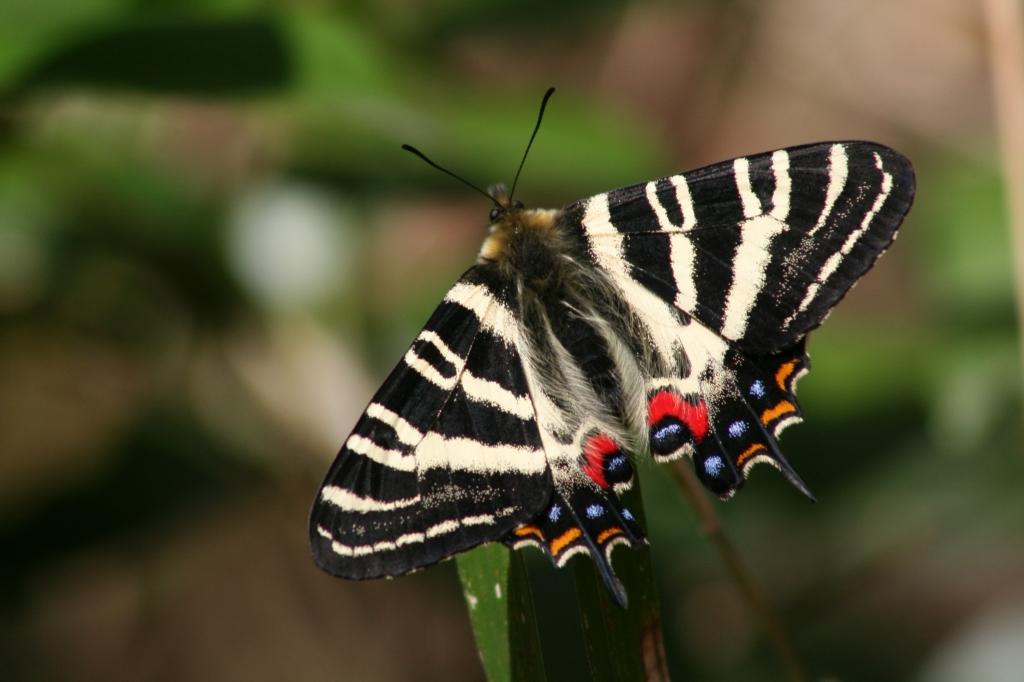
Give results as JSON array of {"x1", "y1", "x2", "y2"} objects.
[{"x1": 484, "y1": 210, "x2": 653, "y2": 446}]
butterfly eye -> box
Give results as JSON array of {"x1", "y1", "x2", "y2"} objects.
[{"x1": 489, "y1": 207, "x2": 503, "y2": 223}]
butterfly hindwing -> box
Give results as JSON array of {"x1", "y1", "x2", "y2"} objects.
[
  {"x1": 503, "y1": 428, "x2": 646, "y2": 608},
  {"x1": 310, "y1": 270, "x2": 552, "y2": 580},
  {"x1": 696, "y1": 339, "x2": 813, "y2": 498}
]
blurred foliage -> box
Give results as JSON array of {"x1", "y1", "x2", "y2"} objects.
[{"x1": 2, "y1": 1, "x2": 1023, "y2": 681}]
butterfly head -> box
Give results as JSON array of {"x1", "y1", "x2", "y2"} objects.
[
  {"x1": 478, "y1": 196, "x2": 559, "y2": 265},
  {"x1": 487, "y1": 183, "x2": 524, "y2": 222}
]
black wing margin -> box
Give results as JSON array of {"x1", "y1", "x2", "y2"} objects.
[{"x1": 310, "y1": 268, "x2": 552, "y2": 580}]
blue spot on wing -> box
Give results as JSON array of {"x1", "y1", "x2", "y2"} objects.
[
  {"x1": 548, "y1": 504, "x2": 562, "y2": 523},
  {"x1": 585, "y1": 504, "x2": 604, "y2": 519},
  {"x1": 704, "y1": 454, "x2": 725, "y2": 478},
  {"x1": 654, "y1": 422, "x2": 682, "y2": 441},
  {"x1": 728, "y1": 420, "x2": 748, "y2": 438},
  {"x1": 750, "y1": 380, "x2": 766, "y2": 398}
]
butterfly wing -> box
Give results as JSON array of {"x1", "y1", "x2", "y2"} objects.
[
  {"x1": 310, "y1": 269, "x2": 552, "y2": 579},
  {"x1": 566, "y1": 141, "x2": 914, "y2": 493},
  {"x1": 571, "y1": 141, "x2": 915, "y2": 353}
]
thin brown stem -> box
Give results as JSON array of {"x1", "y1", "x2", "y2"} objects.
[
  {"x1": 668, "y1": 461, "x2": 807, "y2": 682},
  {"x1": 984, "y1": 0, "x2": 1024, "y2": 389}
]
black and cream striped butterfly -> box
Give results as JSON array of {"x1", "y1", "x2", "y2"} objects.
[{"x1": 309, "y1": 94, "x2": 915, "y2": 608}]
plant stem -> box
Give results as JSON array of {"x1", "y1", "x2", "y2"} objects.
[
  {"x1": 573, "y1": 477, "x2": 670, "y2": 682},
  {"x1": 983, "y1": 0, "x2": 1024, "y2": 389},
  {"x1": 667, "y1": 461, "x2": 807, "y2": 682}
]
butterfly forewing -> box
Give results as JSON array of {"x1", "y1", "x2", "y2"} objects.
[
  {"x1": 310, "y1": 269, "x2": 551, "y2": 579},
  {"x1": 573, "y1": 141, "x2": 915, "y2": 353}
]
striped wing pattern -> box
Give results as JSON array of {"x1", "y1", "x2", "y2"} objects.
[
  {"x1": 310, "y1": 270, "x2": 551, "y2": 580},
  {"x1": 310, "y1": 140, "x2": 915, "y2": 607},
  {"x1": 563, "y1": 141, "x2": 913, "y2": 500},
  {"x1": 574, "y1": 141, "x2": 915, "y2": 354}
]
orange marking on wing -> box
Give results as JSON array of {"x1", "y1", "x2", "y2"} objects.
[
  {"x1": 549, "y1": 528, "x2": 582, "y2": 556},
  {"x1": 514, "y1": 525, "x2": 544, "y2": 541},
  {"x1": 596, "y1": 527, "x2": 625, "y2": 545},
  {"x1": 775, "y1": 360, "x2": 798, "y2": 391},
  {"x1": 736, "y1": 443, "x2": 767, "y2": 467},
  {"x1": 761, "y1": 400, "x2": 796, "y2": 425}
]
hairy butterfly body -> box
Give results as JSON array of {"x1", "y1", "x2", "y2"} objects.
[{"x1": 309, "y1": 116, "x2": 915, "y2": 607}]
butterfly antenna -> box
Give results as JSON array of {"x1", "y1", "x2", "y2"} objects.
[
  {"x1": 509, "y1": 86, "x2": 555, "y2": 203},
  {"x1": 401, "y1": 144, "x2": 497, "y2": 206}
]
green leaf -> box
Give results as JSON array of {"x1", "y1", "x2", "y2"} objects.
[
  {"x1": 572, "y1": 477, "x2": 670, "y2": 682},
  {"x1": 12, "y1": 17, "x2": 291, "y2": 96},
  {"x1": 457, "y1": 543, "x2": 548, "y2": 682},
  {"x1": 0, "y1": 0, "x2": 129, "y2": 89}
]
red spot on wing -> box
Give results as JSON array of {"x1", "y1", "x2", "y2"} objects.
[
  {"x1": 647, "y1": 390, "x2": 684, "y2": 425},
  {"x1": 583, "y1": 434, "x2": 619, "y2": 489},
  {"x1": 683, "y1": 401, "x2": 710, "y2": 442},
  {"x1": 647, "y1": 390, "x2": 709, "y2": 443}
]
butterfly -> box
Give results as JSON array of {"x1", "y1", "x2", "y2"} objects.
[{"x1": 309, "y1": 89, "x2": 915, "y2": 608}]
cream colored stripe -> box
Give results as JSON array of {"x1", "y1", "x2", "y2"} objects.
[
  {"x1": 663, "y1": 176, "x2": 699, "y2": 311},
  {"x1": 734, "y1": 157, "x2": 761, "y2": 219},
  {"x1": 417, "y1": 330, "x2": 462, "y2": 367},
  {"x1": 670, "y1": 232, "x2": 698, "y2": 312},
  {"x1": 403, "y1": 348, "x2": 457, "y2": 389},
  {"x1": 444, "y1": 282, "x2": 517, "y2": 343},
  {"x1": 325, "y1": 514, "x2": 499, "y2": 557},
  {"x1": 461, "y1": 371, "x2": 534, "y2": 420},
  {"x1": 346, "y1": 434, "x2": 416, "y2": 472},
  {"x1": 645, "y1": 180, "x2": 676, "y2": 231},
  {"x1": 415, "y1": 433, "x2": 546, "y2": 474},
  {"x1": 769, "y1": 150, "x2": 791, "y2": 220},
  {"x1": 366, "y1": 402, "x2": 423, "y2": 447},
  {"x1": 720, "y1": 215, "x2": 786, "y2": 339},
  {"x1": 809, "y1": 144, "x2": 849, "y2": 236},
  {"x1": 674, "y1": 174, "x2": 697, "y2": 228},
  {"x1": 320, "y1": 486, "x2": 420, "y2": 513},
  {"x1": 330, "y1": 529, "x2": 425, "y2": 557}
]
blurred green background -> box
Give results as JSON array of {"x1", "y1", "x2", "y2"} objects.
[{"x1": 2, "y1": 1, "x2": 1023, "y2": 680}]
